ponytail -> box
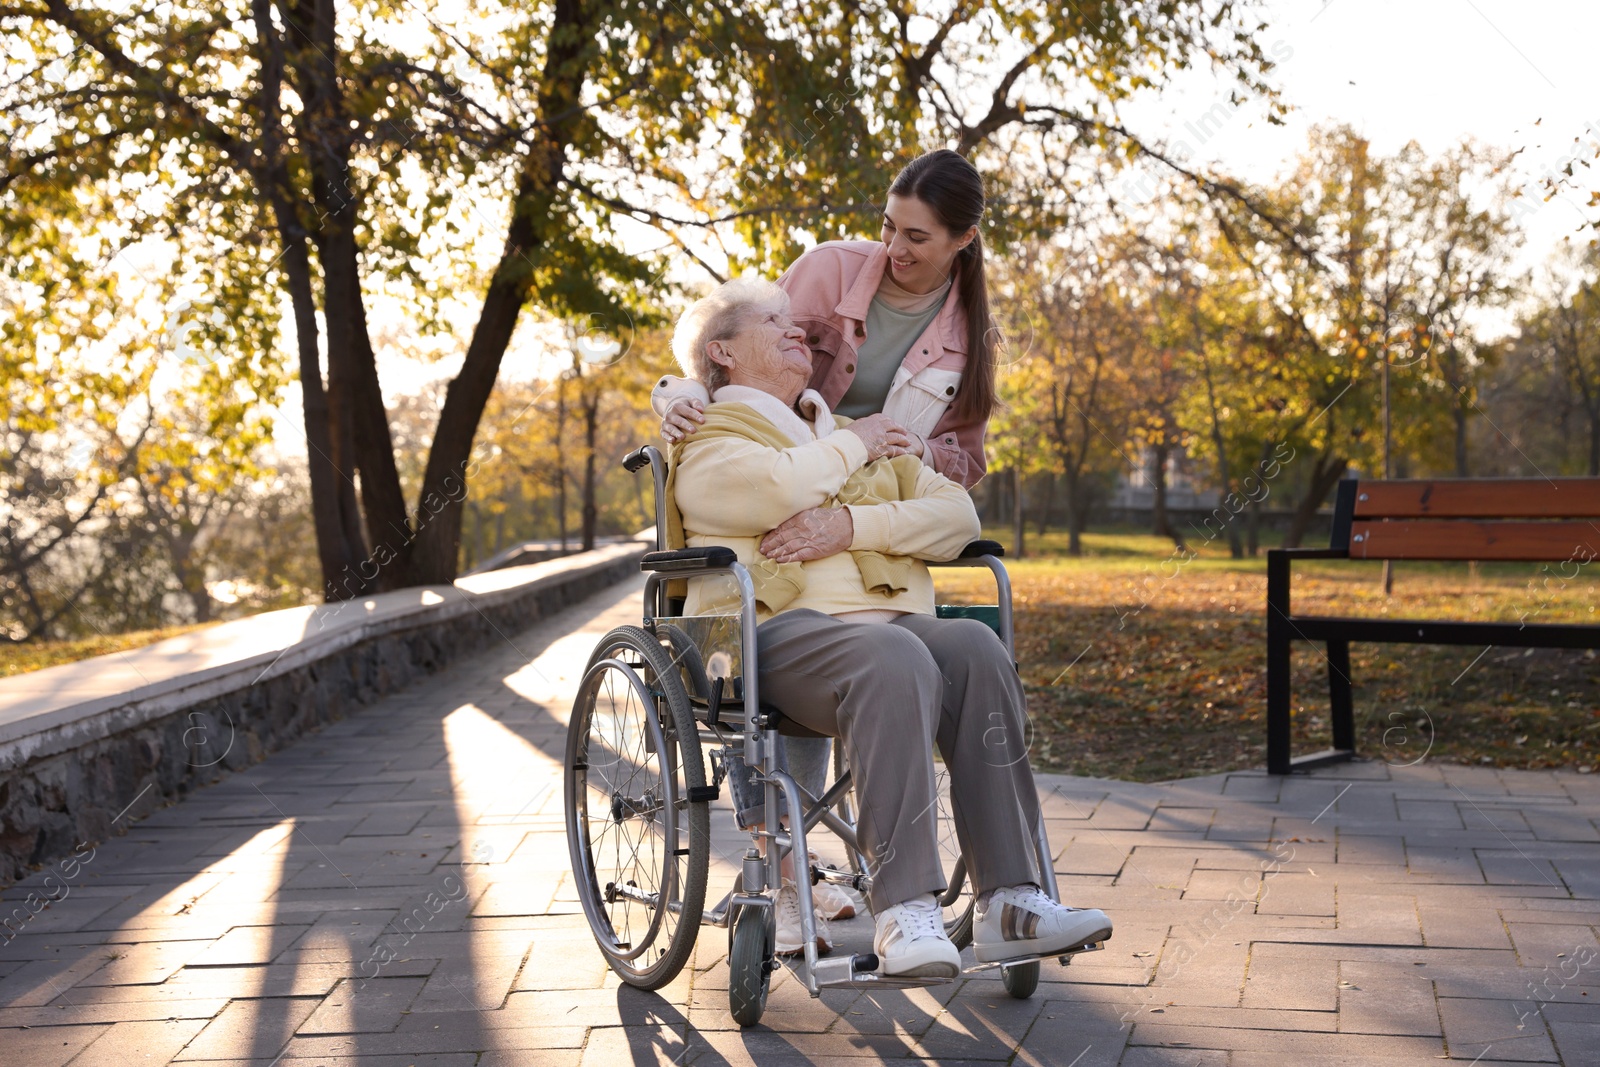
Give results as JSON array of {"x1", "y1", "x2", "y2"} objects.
[{"x1": 954, "y1": 235, "x2": 996, "y2": 424}]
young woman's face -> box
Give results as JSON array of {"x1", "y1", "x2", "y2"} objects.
[{"x1": 880, "y1": 193, "x2": 976, "y2": 295}]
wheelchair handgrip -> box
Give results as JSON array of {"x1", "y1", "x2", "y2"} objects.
[
  {"x1": 641, "y1": 547, "x2": 738, "y2": 572},
  {"x1": 623, "y1": 446, "x2": 654, "y2": 473},
  {"x1": 958, "y1": 539, "x2": 1005, "y2": 558}
]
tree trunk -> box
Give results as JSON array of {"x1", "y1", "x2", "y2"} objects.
[
  {"x1": 1036, "y1": 472, "x2": 1054, "y2": 537},
  {"x1": 581, "y1": 388, "x2": 599, "y2": 551},
  {"x1": 1011, "y1": 468, "x2": 1026, "y2": 559},
  {"x1": 314, "y1": 183, "x2": 408, "y2": 589},
  {"x1": 177, "y1": 554, "x2": 211, "y2": 624},
  {"x1": 1245, "y1": 440, "x2": 1272, "y2": 557},
  {"x1": 1590, "y1": 411, "x2": 1600, "y2": 477},
  {"x1": 555, "y1": 378, "x2": 569, "y2": 551},
  {"x1": 170, "y1": 540, "x2": 212, "y2": 624},
  {"x1": 1284, "y1": 453, "x2": 1348, "y2": 548},
  {"x1": 983, "y1": 477, "x2": 1005, "y2": 525},
  {"x1": 1197, "y1": 340, "x2": 1243, "y2": 559},
  {"x1": 404, "y1": 259, "x2": 530, "y2": 583},
  {"x1": 282, "y1": 239, "x2": 366, "y2": 598},
  {"x1": 252, "y1": 2, "x2": 365, "y2": 599},
  {"x1": 360, "y1": 0, "x2": 598, "y2": 589},
  {"x1": 1068, "y1": 477, "x2": 1091, "y2": 556},
  {"x1": 297, "y1": 1, "x2": 375, "y2": 590},
  {"x1": 1453, "y1": 402, "x2": 1470, "y2": 477},
  {"x1": 1150, "y1": 442, "x2": 1181, "y2": 546},
  {"x1": 321, "y1": 334, "x2": 368, "y2": 564}
]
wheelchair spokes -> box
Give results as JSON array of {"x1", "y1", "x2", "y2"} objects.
[
  {"x1": 934, "y1": 767, "x2": 976, "y2": 947},
  {"x1": 564, "y1": 626, "x2": 710, "y2": 990}
]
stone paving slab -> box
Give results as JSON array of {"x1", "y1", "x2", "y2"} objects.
[{"x1": 2, "y1": 576, "x2": 1598, "y2": 1064}]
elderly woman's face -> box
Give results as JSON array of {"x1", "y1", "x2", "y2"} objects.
[{"x1": 708, "y1": 309, "x2": 812, "y2": 402}]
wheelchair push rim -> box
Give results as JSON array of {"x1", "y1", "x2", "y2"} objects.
[{"x1": 564, "y1": 625, "x2": 709, "y2": 989}]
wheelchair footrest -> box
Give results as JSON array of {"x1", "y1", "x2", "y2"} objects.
[
  {"x1": 811, "y1": 953, "x2": 954, "y2": 989},
  {"x1": 961, "y1": 939, "x2": 1106, "y2": 974}
]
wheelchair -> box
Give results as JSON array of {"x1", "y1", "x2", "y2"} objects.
[{"x1": 562, "y1": 445, "x2": 1102, "y2": 1027}]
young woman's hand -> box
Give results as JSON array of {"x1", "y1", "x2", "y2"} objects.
[
  {"x1": 842, "y1": 412, "x2": 911, "y2": 461},
  {"x1": 660, "y1": 396, "x2": 705, "y2": 443}
]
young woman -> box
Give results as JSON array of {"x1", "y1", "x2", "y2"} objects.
[
  {"x1": 656, "y1": 147, "x2": 999, "y2": 489},
  {"x1": 651, "y1": 148, "x2": 1003, "y2": 949}
]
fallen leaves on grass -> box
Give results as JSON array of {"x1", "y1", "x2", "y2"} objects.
[{"x1": 938, "y1": 551, "x2": 1600, "y2": 782}]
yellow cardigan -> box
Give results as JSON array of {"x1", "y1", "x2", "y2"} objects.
[{"x1": 667, "y1": 401, "x2": 980, "y2": 621}]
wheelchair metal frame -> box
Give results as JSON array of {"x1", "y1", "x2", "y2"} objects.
[{"x1": 586, "y1": 445, "x2": 1092, "y2": 1006}]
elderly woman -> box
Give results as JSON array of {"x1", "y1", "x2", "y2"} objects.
[{"x1": 668, "y1": 277, "x2": 1113, "y2": 980}]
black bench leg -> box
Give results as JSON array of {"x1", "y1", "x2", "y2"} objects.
[
  {"x1": 1327, "y1": 639, "x2": 1355, "y2": 754},
  {"x1": 1266, "y1": 551, "x2": 1293, "y2": 775}
]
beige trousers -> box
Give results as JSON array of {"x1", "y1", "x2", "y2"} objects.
[{"x1": 755, "y1": 609, "x2": 1042, "y2": 913}]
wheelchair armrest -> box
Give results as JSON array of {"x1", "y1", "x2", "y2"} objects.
[
  {"x1": 641, "y1": 547, "x2": 738, "y2": 573},
  {"x1": 959, "y1": 539, "x2": 1005, "y2": 559}
]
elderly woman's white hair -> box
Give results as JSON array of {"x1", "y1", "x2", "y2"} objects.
[{"x1": 671, "y1": 276, "x2": 791, "y2": 392}]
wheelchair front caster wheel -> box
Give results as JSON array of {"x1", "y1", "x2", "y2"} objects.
[
  {"x1": 728, "y1": 906, "x2": 772, "y2": 1027},
  {"x1": 1002, "y1": 959, "x2": 1039, "y2": 1000}
]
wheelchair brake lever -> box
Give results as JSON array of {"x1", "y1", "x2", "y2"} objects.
[{"x1": 706, "y1": 675, "x2": 725, "y2": 730}]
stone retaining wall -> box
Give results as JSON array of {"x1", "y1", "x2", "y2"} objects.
[{"x1": 0, "y1": 541, "x2": 646, "y2": 885}]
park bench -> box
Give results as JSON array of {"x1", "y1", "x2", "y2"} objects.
[{"x1": 1265, "y1": 476, "x2": 1600, "y2": 774}]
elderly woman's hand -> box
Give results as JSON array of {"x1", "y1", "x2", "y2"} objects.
[
  {"x1": 843, "y1": 412, "x2": 911, "y2": 461},
  {"x1": 761, "y1": 507, "x2": 853, "y2": 563},
  {"x1": 660, "y1": 396, "x2": 705, "y2": 443}
]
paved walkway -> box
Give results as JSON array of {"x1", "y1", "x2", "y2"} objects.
[{"x1": 2, "y1": 578, "x2": 1597, "y2": 1066}]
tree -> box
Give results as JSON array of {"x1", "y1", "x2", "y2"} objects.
[
  {"x1": 1193, "y1": 127, "x2": 1516, "y2": 546},
  {"x1": 3, "y1": 0, "x2": 1287, "y2": 598},
  {"x1": 459, "y1": 327, "x2": 673, "y2": 566},
  {"x1": 1394, "y1": 142, "x2": 1519, "y2": 476},
  {"x1": 0, "y1": 420, "x2": 141, "y2": 640},
  {"x1": 1145, "y1": 222, "x2": 1287, "y2": 559},
  {"x1": 1526, "y1": 246, "x2": 1600, "y2": 474},
  {"x1": 1002, "y1": 241, "x2": 1140, "y2": 555},
  {"x1": 985, "y1": 362, "x2": 1053, "y2": 560}
]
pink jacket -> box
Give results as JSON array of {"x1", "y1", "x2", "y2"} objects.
[{"x1": 778, "y1": 240, "x2": 988, "y2": 488}]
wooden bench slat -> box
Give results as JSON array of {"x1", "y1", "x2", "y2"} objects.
[
  {"x1": 1349, "y1": 519, "x2": 1600, "y2": 561},
  {"x1": 1352, "y1": 478, "x2": 1600, "y2": 519}
]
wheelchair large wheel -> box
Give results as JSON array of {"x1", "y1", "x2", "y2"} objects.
[
  {"x1": 728, "y1": 904, "x2": 772, "y2": 1028},
  {"x1": 657, "y1": 623, "x2": 710, "y2": 703},
  {"x1": 933, "y1": 767, "x2": 977, "y2": 947},
  {"x1": 565, "y1": 625, "x2": 709, "y2": 990}
]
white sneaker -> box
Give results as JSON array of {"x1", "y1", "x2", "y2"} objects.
[
  {"x1": 972, "y1": 883, "x2": 1112, "y2": 964},
  {"x1": 801, "y1": 851, "x2": 857, "y2": 920},
  {"x1": 773, "y1": 882, "x2": 832, "y2": 957},
  {"x1": 812, "y1": 879, "x2": 856, "y2": 921},
  {"x1": 873, "y1": 894, "x2": 960, "y2": 979}
]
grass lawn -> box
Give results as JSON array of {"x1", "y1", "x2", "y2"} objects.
[
  {"x1": 0, "y1": 623, "x2": 218, "y2": 678},
  {"x1": 934, "y1": 526, "x2": 1600, "y2": 782}
]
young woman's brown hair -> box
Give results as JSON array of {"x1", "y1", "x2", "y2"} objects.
[{"x1": 887, "y1": 149, "x2": 996, "y2": 425}]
